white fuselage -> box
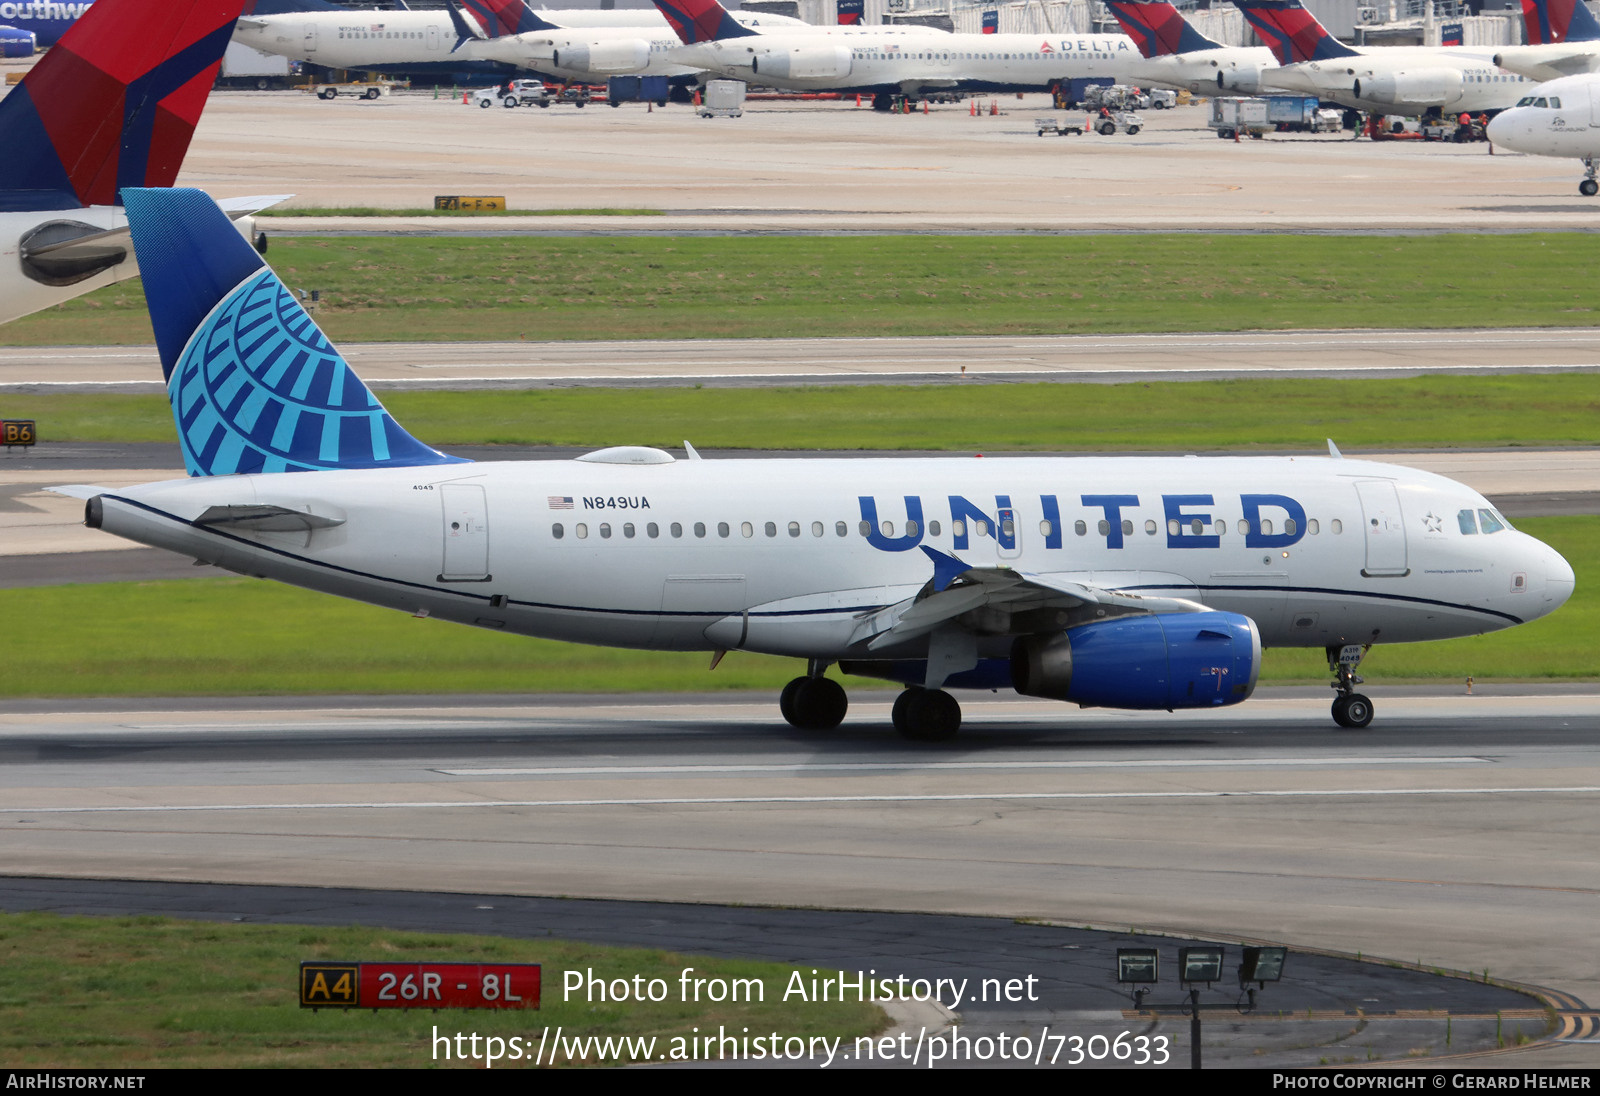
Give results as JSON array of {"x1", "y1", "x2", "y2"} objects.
[
  {"x1": 1487, "y1": 73, "x2": 1600, "y2": 157},
  {"x1": 1125, "y1": 45, "x2": 1277, "y2": 95},
  {"x1": 680, "y1": 31, "x2": 1142, "y2": 94},
  {"x1": 1262, "y1": 46, "x2": 1532, "y2": 114},
  {"x1": 231, "y1": 8, "x2": 807, "y2": 75},
  {"x1": 87, "y1": 455, "x2": 1571, "y2": 665}
]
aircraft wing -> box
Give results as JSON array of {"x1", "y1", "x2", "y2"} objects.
[{"x1": 855, "y1": 547, "x2": 1210, "y2": 649}]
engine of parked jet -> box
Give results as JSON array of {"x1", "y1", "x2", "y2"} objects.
[
  {"x1": 1010, "y1": 611, "x2": 1261, "y2": 710},
  {"x1": 751, "y1": 43, "x2": 852, "y2": 81},
  {"x1": 553, "y1": 38, "x2": 651, "y2": 74},
  {"x1": 1216, "y1": 61, "x2": 1267, "y2": 93},
  {"x1": 1354, "y1": 68, "x2": 1462, "y2": 106}
]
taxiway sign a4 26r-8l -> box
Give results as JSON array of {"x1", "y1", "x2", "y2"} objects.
[{"x1": 60, "y1": 189, "x2": 1575, "y2": 740}]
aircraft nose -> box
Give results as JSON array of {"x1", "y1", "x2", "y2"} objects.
[
  {"x1": 1524, "y1": 535, "x2": 1575, "y2": 621},
  {"x1": 1543, "y1": 542, "x2": 1576, "y2": 615},
  {"x1": 1486, "y1": 110, "x2": 1521, "y2": 148}
]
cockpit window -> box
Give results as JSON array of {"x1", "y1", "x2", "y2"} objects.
[
  {"x1": 1516, "y1": 95, "x2": 1535, "y2": 106},
  {"x1": 1532, "y1": 97, "x2": 1548, "y2": 108},
  {"x1": 1478, "y1": 509, "x2": 1505, "y2": 534},
  {"x1": 1457, "y1": 509, "x2": 1478, "y2": 535},
  {"x1": 1548, "y1": 97, "x2": 1561, "y2": 108}
]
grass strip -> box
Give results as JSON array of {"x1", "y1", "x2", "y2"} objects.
[
  {"x1": 4, "y1": 233, "x2": 1600, "y2": 345},
  {"x1": 0, "y1": 913, "x2": 883, "y2": 1068},
  {"x1": 7, "y1": 374, "x2": 1600, "y2": 451},
  {"x1": 1, "y1": 518, "x2": 1590, "y2": 698}
]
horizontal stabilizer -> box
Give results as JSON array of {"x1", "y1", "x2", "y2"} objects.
[
  {"x1": 45, "y1": 484, "x2": 108, "y2": 500},
  {"x1": 195, "y1": 504, "x2": 346, "y2": 532}
]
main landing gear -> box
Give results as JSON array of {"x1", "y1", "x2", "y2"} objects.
[
  {"x1": 776, "y1": 664, "x2": 964, "y2": 740},
  {"x1": 891, "y1": 686, "x2": 962, "y2": 742},
  {"x1": 1581, "y1": 157, "x2": 1598, "y2": 197},
  {"x1": 1327, "y1": 643, "x2": 1374, "y2": 729},
  {"x1": 778, "y1": 661, "x2": 848, "y2": 731}
]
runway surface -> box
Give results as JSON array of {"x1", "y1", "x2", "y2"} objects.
[
  {"x1": 3, "y1": 687, "x2": 1598, "y2": 1065},
  {"x1": 6, "y1": 328, "x2": 1600, "y2": 392}
]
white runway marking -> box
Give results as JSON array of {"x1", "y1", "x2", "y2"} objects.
[
  {"x1": 435, "y1": 756, "x2": 1491, "y2": 777},
  {"x1": 10, "y1": 784, "x2": 1596, "y2": 814}
]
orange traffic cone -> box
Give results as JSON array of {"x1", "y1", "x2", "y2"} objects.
[
  {"x1": 969, "y1": 99, "x2": 976, "y2": 116},
  {"x1": 462, "y1": 91, "x2": 469, "y2": 104},
  {"x1": 922, "y1": 100, "x2": 928, "y2": 115},
  {"x1": 989, "y1": 100, "x2": 998, "y2": 116}
]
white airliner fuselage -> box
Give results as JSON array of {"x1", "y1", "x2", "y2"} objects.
[
  {"x1": 1261, "y1": 48, "x2": 1532, "y2": 115},
  {"x1": 1487, "y1": 73, "x2": 1600, "y2": 192},
  {"x1": 1125, "y1": 45, "x2": 1277, "y2": 95},
  {"x1": 87, "y1": 453, "x2": 1568, "y2": 659},
  {"x1": 679, "y1": 31, "x2": 1142, "y2": 95},
  {"x1": 231, "y1": 7, "x2": 805, "y2": 75}
]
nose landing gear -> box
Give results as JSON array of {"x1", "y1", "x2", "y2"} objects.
[
  {"x1": 1581, "y1": 158, "x2": 1598, "y2": 197},
  {"x1": 1328, "y1": 644, "x2": 1374, "y2": 728}
]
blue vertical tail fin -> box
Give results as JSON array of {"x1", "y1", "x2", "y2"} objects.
[{"x1": 122, "y1": 187, "x2": 465, "y2": 478}]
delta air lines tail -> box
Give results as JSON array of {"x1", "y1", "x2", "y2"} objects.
[
  {"x1": 1232, "y1": 0, "x2": 1358, "y2": 64},
  {"x1": 0, "y1": 0, "x2": 279, "y2": 325},
  {"x1": 1105, "y1": 0, "x2": 1221, "y2": 58},
  {"x1": 68, "y1": 189, "x2": 1575, "y2": 741}
]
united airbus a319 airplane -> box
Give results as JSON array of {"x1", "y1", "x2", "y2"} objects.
[
  {"x1": 62, "y1": 188, "x2": 1574, "y2": 740},
  {"x1": 0, "y1": 0, "x2": 278, "y2": 325}
]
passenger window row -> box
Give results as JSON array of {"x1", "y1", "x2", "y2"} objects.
[{"x1": 549, "y1": 515, "x2": 1348, "y2": 541}]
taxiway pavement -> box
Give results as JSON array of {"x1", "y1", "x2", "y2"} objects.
[{"x1": 3, "y1": 688, "x2": 1598, "y2": 1065}]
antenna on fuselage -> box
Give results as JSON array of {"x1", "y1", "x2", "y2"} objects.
[
  {"x1": 1327, "y1": 438, "x2": 1343, "y2": 458},
  {"x1": 684, "y1": 440, "x2": 703, "y2": 460}
]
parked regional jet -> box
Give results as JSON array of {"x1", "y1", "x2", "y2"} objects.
[
  {"x1": 0, "y1": 0, "x2": 277, "y2": 325},
  {"x1": 1105, "y1": 0, "x2": 1276, "y2": 95},
  {"x1": 232, "y1": 0, "x2": 804, "y2": 81},
  {"x1": 653, "y1": 0, "x2": 1140, "y2": 108},
  {"x1": 446, "y1": 0, "x2": 802, "y2": 85},
  {"x1": 59, "y1": 187, "x2": 1575, "y2": 739},
  {"x1": 1234, "y1": 0, "x2": 1532, "y2": 118},
  {"x1": 1486, "y1": 73, "x2": 1600, "y2": 191},
  {"x1": 1495, "y1": 0, "x2": 1600, "y2": 81}
]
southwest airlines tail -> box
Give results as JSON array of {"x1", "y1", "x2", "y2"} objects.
[
  {"x1": 122, "y1": 188, "x2": 464, "y2": 478},
  {"x1": 1521, "y1": 0, "x2": 1600, "y2": 44},
  {"x1": 1232, "y1": 0, "x2": 1359, "y2": 64},
  {"x1": 1105, "y1": 1, "x2": 1222, "y2": 57},
  {"x1": 457, "y1": 0, "x2": 561, "y2": 36},
  {"x1": 0, "y1": 0, "x2": 245, "y2": 213},
  {"x1": 652, "y1": 0, "x2": 758, "y2": 44}
]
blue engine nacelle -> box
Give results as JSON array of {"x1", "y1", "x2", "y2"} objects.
[
  {"x1": 1010, "y1": 611, "x2": 1261, "y2": 710},
  {"x1": 0, "y1": 26, "x2": 37, "y2": 58}
]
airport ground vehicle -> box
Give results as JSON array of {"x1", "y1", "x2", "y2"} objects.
[
  {"x1": 1095, "y1": 110, "x2": 1143, "y2": 135},
  {"x1": 217, "y1": 43, "x2": 293, "y2": 90},
  {"x1": 312, "y1": 81, "x2": 393, "y2": 101},
  {"x1": 1211, "y1": 96, "x2": 1271, "y2": 139},
  {"x1": 699, "y1": 79, "x2": 745, "y2": 118},
  {"x1": 1036, "y1": 117, "x2": 1086, "y2": 136}
]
